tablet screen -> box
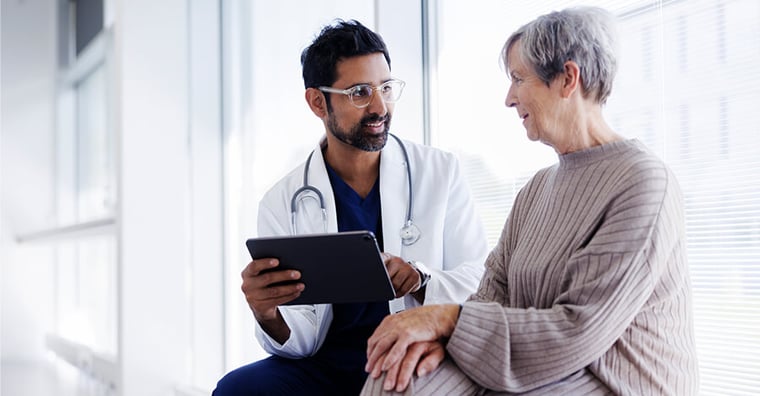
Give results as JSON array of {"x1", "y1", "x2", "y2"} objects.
[{"x1": 245, "y1": 231, "x2": 396, "y2": 305}]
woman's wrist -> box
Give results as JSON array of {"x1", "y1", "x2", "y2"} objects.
[{"x1": 436, "y1": 304, "x2": 462, "y2": 339}]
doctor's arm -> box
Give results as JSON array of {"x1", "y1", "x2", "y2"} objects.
[
  {"x1": 249, "y1": 201, "x2": 326, "y2": 358},
  {"x1": 241, "y1": 258, "x2": 304, "y2": 344}
]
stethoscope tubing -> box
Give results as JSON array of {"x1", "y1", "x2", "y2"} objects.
[
  {"x1": 290, "y1": 133, "x2": 419, "y2": 245},
  {"x1": 389, "y1": 133, "x2": 414, "y2": 230}
]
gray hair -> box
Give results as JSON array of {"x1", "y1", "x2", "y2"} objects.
[{"x1": 502, "y1": 6, "x2": 618, "y2": 104}]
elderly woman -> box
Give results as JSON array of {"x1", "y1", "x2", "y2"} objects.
[{"x1": 361, "y1": 6, "x2": 698, "y2": 396}]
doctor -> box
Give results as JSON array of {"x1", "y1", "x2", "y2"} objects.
[{"x1": 213, "y1": 19, "x2": 487, "y2": 395}]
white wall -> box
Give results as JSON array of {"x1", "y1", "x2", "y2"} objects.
[
  {"x1": 116, "y1": 0, "x2": 192, "y2": 390},
  {"x1": 187, "y1": 1, "x2": 225, "y2": 389},
  {"x1": 0, "y1": 0, "x2": 58, "y2": 362},
  {"x1": 117, "y1": 0, "x2": 224, "y2": 393}
]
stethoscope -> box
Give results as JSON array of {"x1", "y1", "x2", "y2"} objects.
[{"x1": 290, "y1": 133, "x2": 421, "y2": 246}]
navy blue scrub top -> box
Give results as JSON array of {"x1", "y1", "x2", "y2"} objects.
[{"x1": 316, "y1": 161, "x2": 390, "y2": 372}]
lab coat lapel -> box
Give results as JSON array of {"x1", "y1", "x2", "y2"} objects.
[
  {"x1": 303, "y1": 142, "x2": 339, "y2": 234},
  {"x1": 379, "y1": 137, "x2": 407, "y2": 256}
]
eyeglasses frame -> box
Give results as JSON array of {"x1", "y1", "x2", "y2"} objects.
[{"x1": 317, "y1": 79, "x2": 406, "y2": 109}]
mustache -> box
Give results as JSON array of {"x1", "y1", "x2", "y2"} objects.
[{"x1": 361, "y1": 114, "x2": 390, "y2": 124}]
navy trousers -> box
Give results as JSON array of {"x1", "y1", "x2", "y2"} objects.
[
  {"x1": 212, "y1": 353, "x2": 369, "y2": 396},
  {"x1": 212, "y1": 301, "x2": 387, "y2": 395}
]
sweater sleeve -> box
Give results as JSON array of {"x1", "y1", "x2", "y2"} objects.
[{"x1": 446, "y1": 160, "x2": 685, "y2": 392}]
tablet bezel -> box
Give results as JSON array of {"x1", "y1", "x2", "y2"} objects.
[{"x1": 245, "y1": 230, "x2": 395, "y2": 305}]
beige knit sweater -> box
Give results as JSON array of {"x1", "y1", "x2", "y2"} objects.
[{"x1": 447, "y1": 139, "x2": 699, "y2": 395}]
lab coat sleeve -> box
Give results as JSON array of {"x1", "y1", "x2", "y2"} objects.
[
  {"x1": 252, "y1": 199, "x2": 330, "y2": 358},
  {"x1": 418, "y1": 154, "x2": 488, "y2": 306}
]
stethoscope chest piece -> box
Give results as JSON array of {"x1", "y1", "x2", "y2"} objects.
[{"x1": 400, "y1": 221, "x2": 421, "y2": 246}]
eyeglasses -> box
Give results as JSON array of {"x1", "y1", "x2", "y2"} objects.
[{"x1": 318, "y1": 79, "x2": 406, "y2": 109}]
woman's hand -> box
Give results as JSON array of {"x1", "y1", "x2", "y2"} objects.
[
  {"x1": 365, "y1": 304, "x2": 461, "y2": 390},
  {"x1": 371, "y1": 340, "x2": 446, "y2": 392}
]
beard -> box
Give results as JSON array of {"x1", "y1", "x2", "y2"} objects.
[{"x1": 327, "y1": 112, "x2": 391, "y2": 152}]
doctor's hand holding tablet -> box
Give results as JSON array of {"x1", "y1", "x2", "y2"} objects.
[
  {"x1": 380, "y1": 252, "x2": 429, "y2": 301},
  {"x1": 241, "y1": 231, "x2": 430, "y2": 339},
  {"x1": 240, "y1": 253, "x2": 423, "y2": 313}
]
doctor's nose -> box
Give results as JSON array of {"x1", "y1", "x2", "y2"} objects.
[{"x1": 366, "y1": 89, "x2": 389, "y2": 115}]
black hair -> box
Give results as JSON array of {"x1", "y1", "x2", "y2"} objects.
[{"x1": 301, "y1": 19, "x2": 391, "y2": 91}]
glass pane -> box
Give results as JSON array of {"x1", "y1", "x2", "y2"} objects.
[{"x1": 76, "y1": 64, "x2": 113, "y2": 221}]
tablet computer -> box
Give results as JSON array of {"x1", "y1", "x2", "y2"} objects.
[{"x1": 245, "y1": 230, "x2": 395, "y2": 305}]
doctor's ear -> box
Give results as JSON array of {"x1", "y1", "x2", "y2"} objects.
[{"x1": 305, "y1": 88, "x2": 328, "y2": 118}]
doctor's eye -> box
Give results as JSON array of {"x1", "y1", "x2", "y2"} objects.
[{"x1": 349, "y1": 85, "x2": 373, "y2": 99}]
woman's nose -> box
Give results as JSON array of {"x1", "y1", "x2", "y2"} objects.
[{"x1": 505, "y1": 84, "x2": 517, "y2": 108}]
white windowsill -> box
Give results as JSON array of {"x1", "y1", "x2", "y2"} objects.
[{"x1": 16, "y1": 217, "x2": 116, "y2": 244}]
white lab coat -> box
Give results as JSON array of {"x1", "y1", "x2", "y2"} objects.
[{"x1": 254, "y1": 135, "x2": 488, "y2": 358}]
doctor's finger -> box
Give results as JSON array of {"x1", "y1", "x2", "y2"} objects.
[
  {"x1": 242, "y1": 270, "x2": 298, "y2": 296},
  {"x1": 392, "y1": 276, "x2": 417, "y2": 298},
  {"x1": 242, "y1": 258, "x2": 279, "y2": 277},
  {"x1": 386, "y1": 265, "x2": 416, "y2": 295},
  {"x1": 261, "y1": 287, "x2": 304, "y2": 306},
  {"x1": 252, "y1": 282, "x2": 304, "y2": 301},
  {"x1": 383, "y1": 256, "x2": 409, "y2": 273},
  {"x1": 248, "y1": 284, "x2": 303, "y2": 308},
  {"x1": 255, "y1": 268, "x2": 302, "y2": 289},
  {"x1": 248, "y1": 288, "x2": 303, "y2": 314}
]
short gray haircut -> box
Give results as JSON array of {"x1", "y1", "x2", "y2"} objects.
[{"x1": 502, "y1": 6, "x2": 618, "y2": 104}]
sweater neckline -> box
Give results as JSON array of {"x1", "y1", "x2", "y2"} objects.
[{"x1": 558, "y1": 139, "x2": 642, "y2": 170}]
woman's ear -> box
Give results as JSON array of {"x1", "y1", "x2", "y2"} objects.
[
  {"x1": 305, "y1": 88, "x2": 328, "y2": 118},
  {"x1": 561, "y1": 60, "x2": 581, "y2": 98}
]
